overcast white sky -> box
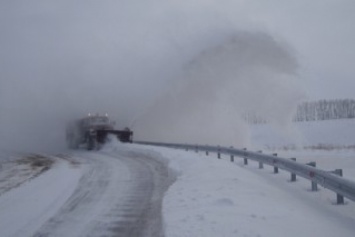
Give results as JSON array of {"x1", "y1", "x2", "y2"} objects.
[
  {"x1": 0, "y1": 0, "x2": 354, "y2": 150},
  {"x1": 1, "y1": 0, "x2": 354, "y2": 100},
  {"x1": 239, "y1": 1, "x2": 355, "y2": 99}
]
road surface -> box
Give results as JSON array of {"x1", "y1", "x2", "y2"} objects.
[{"x1": 0, "y1": 148, "x2": 173, "y2": 237}]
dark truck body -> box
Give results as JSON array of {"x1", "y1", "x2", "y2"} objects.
[{"x1": 66, "y1": 114, "x2": 133, "y2": 150}]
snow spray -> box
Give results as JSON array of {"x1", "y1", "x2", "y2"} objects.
[{"x1": 134, "y1": 31, "x2": 305, "y2": 147}]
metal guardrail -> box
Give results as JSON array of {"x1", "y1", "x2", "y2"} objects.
[{"x1": 136, "y1": 141, "x2": 355, "y2": 204}]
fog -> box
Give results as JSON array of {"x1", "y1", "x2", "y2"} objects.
[{"x1": 0, "y1": 1, "x2": 305, "y2": 152}]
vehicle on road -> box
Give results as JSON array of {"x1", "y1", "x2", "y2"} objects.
[{"x1": 66, "y1": 114, "x2": 133, "y2": 150}]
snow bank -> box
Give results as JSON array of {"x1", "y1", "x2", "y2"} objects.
[
  {"x1": 0, "y1": 158, "x2": 83, "y2": 237},
  {"x1": 120, "y1": 143, "x2": 355, "y2": 237}
]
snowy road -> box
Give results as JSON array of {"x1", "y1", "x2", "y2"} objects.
[
  {"x1": 0, "y1": 149, "x2": 172, "y2": 237},
  {"x1": 1, "y1": 142, "x2": 355, "y2": 237}
]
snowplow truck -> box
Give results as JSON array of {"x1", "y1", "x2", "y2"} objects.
[{"x1": 66, "y1": 114, "x2": 133, "y2": 150}]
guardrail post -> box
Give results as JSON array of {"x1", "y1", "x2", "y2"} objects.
[
  {"x1": 138, "y1": 142, "x2": 355, "y2": 205},
  {"x1": 258, "y1": 151, "x2": 263, "y2": 169},
  {"x1": 273, "y1": 153, "x2": 278, "y2": 173},
  {"x1": 230, "y1": 146, "x2": 234, "y2": 162},
  {"x1": 206, "y1": 150, "x2": 209, "y2": 156},
  {"x1": 290, "y1": 158, "x2": 297, "y2": 182},
  {"x1": 307, "y1": 162, "x2": 318, "y2": 191},
  {"x1": 217, "y1": 146, "x2": 221, "y2": 159},
  {"x1": 334, "y1": 169, "x2": 345, "y2": 204},
  {"x1": 243, "y1": 148, "x2": 248, "y2": 165}
]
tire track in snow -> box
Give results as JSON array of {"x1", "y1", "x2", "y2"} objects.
[{"x1": 33, "y1": 150, "x2": 173, "y2": 237}]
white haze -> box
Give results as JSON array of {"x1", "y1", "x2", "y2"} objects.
[
  {"x1": 0, "y1": 0, "x2": 305, "y2": 152},
  {"x1": 135, "y1": 32, "x2": 304, "y2": 146}
]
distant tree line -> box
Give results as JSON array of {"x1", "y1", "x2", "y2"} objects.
[
  {"x1": 244, "y1": 99, "x2": 355, "y2": 124},
  {"x1": 294, "y1": 99, "x2": 355, "y2": 121},
  {"x1": 242, "y1": 113, "x2": 267, "y2": 124}
]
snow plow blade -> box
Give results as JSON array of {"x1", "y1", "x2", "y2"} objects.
[{"x1": 96, "y1": 129, "x2": 133, "y2": 143}]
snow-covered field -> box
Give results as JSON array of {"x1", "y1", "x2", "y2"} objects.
[
  {"x1": 131, "y1": 144, "x2": 355, "y2": 237},
  {"x1": 251, "y1": 119, "x2": 355, "y2": 182},
  {"x1": 0, "y1": 119, "x2": 355, "y2": 236},
  {"x1": 0, "y1": 157, "x2": 82, "y2": 237},
  {"x1": 155, "y1": 119, "x2": 355, "y2": 236},
  {"x1": 251, "y1": 119, "x2": 355, "y2": 149}
]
